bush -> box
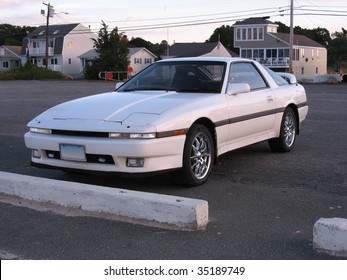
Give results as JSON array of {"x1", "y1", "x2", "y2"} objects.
[
  {"x1": 84, "y1": 63, "x2": 101, "y2": 80},
  {"x1": 0, "y1": 62, "x2": 69, "y2": 80}
]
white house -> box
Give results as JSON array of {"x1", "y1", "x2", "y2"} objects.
[
  {"x1": 21, "y1": 23, "x2": 97, "y2": 78},
  {"x1": 233, "y1": 17, "x2": 327, "y2": 80},
  {"x1": 79, "y1": 47, "x2": 157, "y2": 78},
  {"x1": 128, "y1": 47, "x2": 157, "y2": 74}
]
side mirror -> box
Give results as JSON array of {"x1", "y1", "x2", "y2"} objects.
[
  {"x1": 278, "y1": 73, "x2": 297, "y2": 84},
  {"x1": 115, "y1": 82, "x2": 124, "y2": 91},
  {"x1": 226, "y1": 83, "x2": 251, "y2": 95}
]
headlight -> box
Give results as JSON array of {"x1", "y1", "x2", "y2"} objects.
[
  {"x1": 109, "y1": 132, "x2": 156, "y2": 139},
  {"x1": 30, "y1": 127, "x2": 52, "y2": 134}
]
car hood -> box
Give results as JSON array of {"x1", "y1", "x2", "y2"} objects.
[{"x1": 30, "y1": 90, "x2": 213, "y2": 129}]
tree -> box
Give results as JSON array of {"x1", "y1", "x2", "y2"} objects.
[
  {"x1": 329, "y1": 28, "x2": 347, "y2": 69},
  {"x1": 0, "y1": 24, "x2": 35, "y2": 45},
  {"x1": 274, "y1": 21, "x2": 290, "y2": 33},
  {"x1": 206, "y1": 25, "x2": 238, "y2": 53},
  {"x1": 87, "y1": 21, "x2": 128, "y2": 78},
  {"x1": 129, "y1": 37, "x2": 168, "y2": 59}
]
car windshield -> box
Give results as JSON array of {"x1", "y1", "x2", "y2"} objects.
[{"x1": 118, "y1": 61, "x2": 227, "y2": 93}]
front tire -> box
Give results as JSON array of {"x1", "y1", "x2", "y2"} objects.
[
  {"x1": 269, "y1": 107, "x2": 297, "y2": 152},
  {"x1": 181, "y1": 124, "x2": 214, "y2": 186}
]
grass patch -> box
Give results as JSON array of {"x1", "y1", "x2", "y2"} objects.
[{"x1": 0, "y1": 62, "x2": 69, "y2": 80}]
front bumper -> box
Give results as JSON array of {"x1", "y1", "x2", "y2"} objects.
[{"x1": 24, "y1": 132, "x2": 185, "y2": 173}]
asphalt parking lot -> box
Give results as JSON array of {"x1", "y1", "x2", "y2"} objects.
[{"x1": 0, "y1": 80, "x2": 346, "y2": 259}]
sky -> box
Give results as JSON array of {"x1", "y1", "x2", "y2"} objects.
[{"x1": 1, "y1": 0, "x2": 346, "y2": 43}]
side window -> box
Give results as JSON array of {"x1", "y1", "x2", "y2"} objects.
[{"x1": 228, "y1": 62, "x2": 267, "y2": 90}]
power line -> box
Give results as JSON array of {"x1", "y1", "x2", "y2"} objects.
[{"x1": 5, "y1": 4, "x2": 347, "y2": 39}]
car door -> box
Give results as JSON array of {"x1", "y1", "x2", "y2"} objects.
[{"x1": 226, "y1": 62, "x2": 276, "y2": 146}]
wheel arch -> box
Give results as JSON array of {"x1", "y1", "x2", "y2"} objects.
[
  {"x1": 190, "y1": 117, "x2": 218, "y2": 165},
  {"x1": 287, "y1": 103, "x2": 300, "y2": 135}
]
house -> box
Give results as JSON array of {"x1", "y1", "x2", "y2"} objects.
[
  {"x1": 128, "y1": 47, "x2": 157, "y2": 74},
  {"x1": 78, "y1": 47, "x2": 157, "y2": 77},
  {"x1": 0, "y1": 45, "x2": 21, "y2": 72},
  {"x1": 233, "y1": 17, "x2": 327, "y2": 80},
  {"x1": 21, "y1": 23, "x2": 97, "y2": 78},
  {"x1": 165, "y1": 42, "x2": 237, "y2": 58}
]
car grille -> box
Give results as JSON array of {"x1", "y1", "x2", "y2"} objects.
[
  {"x1": 45, "y1": 150, "x2": 115, "y2": 164},
  {"x1": 52, "y1": 129, "x2": 109, "y2": 138}
]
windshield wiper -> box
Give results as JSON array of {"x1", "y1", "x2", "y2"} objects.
[
  {"x1": 175, "y1": 88, "x2": 218, "y2": 93},
  {"x1": 122, "y1": 87, "x2": 169, "y2": 92}
]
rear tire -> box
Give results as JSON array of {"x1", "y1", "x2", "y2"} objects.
[
  {"x1": 180, "y1": 124, "x2": 214, "y2": 186},
  {"x1": 269, "y1": 107, "x2": 297, "y2": 152}
]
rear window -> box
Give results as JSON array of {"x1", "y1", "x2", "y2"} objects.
[{"x1": 264, "y1": 67, "x2": 289, "y2": 86}]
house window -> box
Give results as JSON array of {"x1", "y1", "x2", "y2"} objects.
[
  {"x1": 300, "y1": 48, "x2": 305, "y2": 58},
  {"x1": 247, "y1": 28, "x2": 252, "y2": 40},
  {"x1": 265, "y1": 49, "x2": 279, "y2": 61},
  {"x1": 253, "y1": 28, "x2": 258, "y2": 40},
  {"x1": 2, "y1": 61, "x2": 9, "y2": 69},
  {"x1": 253, "y1": 49, "x2": 259, "y2": 58},
  {"x1": 293, "y1": 49, "x2": 300, "y2": 61},
  {"x1": 240, "y1": 49, "x2": 253, "y2": 59},
  {"x1": 316, "y1": 67, "x2": 319, "y2": 74},
  {"x1": 237, "y1": 27, "x2": 264, "y2": 41},
  {"x1": 242, "y1": 28, "x2": 247, "y2": 40},
  {"x1": 258, "y1": 27, "x2": 264, "y2": 40},
  {"x1": 144, "y1": 58, "x2": 152, "y2": 64},
  {"x1": 236, "y1": 28, "x2": 241, "y2": 41},
  {"x1": 301, "y1": 67, "x2": 304, "y2": 75},
  {"x1": 68, "y1": 58, "x2": 72, "y2": 64},
  {"x1": 134, "y1": 58, "x2": 142, "y2": 64},
  {"x1": 51, "y1": 58, "x2": 58, "y2": 65}
]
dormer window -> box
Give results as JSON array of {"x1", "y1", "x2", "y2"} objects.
[
  {"x1": 53, "y1": 30, "x2": 60, "y2": 34},
  {"x1": 236, "y1": 27, "x2": 264, "y2": 41}
]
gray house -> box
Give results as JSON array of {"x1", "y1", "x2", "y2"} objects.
[
  {"x1": 165, "y1": 42, "x2": 237, "y2": 58},
  {"x1": 233, "y1": 17, "x2": 327, "y2": 79},
  {"x1": 0, "y1": 45, "x2": 21, "y2": 72}
]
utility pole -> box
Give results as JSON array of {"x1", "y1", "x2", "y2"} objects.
[
  {"x1": 289, "y1": 0, "x2": 294, "y2": 73},
  {"x1": 43, "y1": 2, "x2": 54, "y2": 68}
]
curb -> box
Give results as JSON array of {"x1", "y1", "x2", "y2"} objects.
[
  {"x1": 313, "y1": 217, "x2": 347, "y2": 258},
  {"x1": 0, "y1": 171, "x2": 208, "y2": 231}
]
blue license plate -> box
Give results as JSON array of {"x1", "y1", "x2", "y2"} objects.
[{"x1": 60, "y1": 144, "x2": 86, "y2": 162}]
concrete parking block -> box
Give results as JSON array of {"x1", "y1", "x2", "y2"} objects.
[
  {"x1": 313, "y1": 217, "x2": 347, "y2": 258},
  {"x1": 0, "y1": 171, "x2": 208, "y2": 231}
]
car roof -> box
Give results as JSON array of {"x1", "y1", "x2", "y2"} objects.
[{"x1": 158, "y1": 57, "x2": 252, "y2": 63}]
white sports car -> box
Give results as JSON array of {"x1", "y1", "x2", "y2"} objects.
[{"x1": 25, "y1": 57, "x2": 308, "y2": 186}]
